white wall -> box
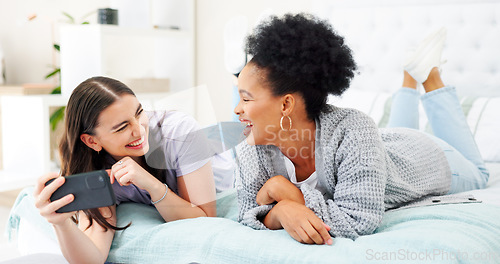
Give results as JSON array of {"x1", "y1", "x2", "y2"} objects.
[
  {"x1": 195, "y1": 0, "x2": 313, "y2": 122},
  {"x1": 0, "y1": 0, "x2": 313, "y2": 122},
  {"x1": 0, "y1": 0, "x2": 110, "y2": 85}
]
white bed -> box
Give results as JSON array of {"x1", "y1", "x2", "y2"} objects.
[{"x1": 4, "y1": 163, "x2": 500, "y2": 263}]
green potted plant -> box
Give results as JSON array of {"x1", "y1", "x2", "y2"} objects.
[{"x1": 47, "y1": 12, "x2": 92, "y2": 131}]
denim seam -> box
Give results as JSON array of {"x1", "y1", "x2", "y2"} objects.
[{"x1": 420, "y1": 86, "x2": 455, "y2": 101}]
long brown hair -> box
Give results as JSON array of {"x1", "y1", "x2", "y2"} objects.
[{"x1": 59, "y1": 76, "x2": 136, "y2": 231}]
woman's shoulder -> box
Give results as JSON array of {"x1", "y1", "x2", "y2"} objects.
[{"x1": 320, "y1": 104, "x2": 377, "y2": 130}]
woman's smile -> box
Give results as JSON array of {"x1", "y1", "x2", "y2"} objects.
[
  {"x1": 239, "y1": 118, "x2": 254, "y2": 136},
  {"x1": 126, "y1": 136, "x2": 146, "y2": 149}
]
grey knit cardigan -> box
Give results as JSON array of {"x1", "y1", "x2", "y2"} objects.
[{"x1": 234, "y1": 105, "x2": 451, "y2": 240}]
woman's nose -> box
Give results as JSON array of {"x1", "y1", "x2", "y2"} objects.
[
  {"x1": 131, "y1": 120, "x2": 143, "y2": 137},
  {"x1": 234, "y1": 100, "x2": 243, "y2": 115}
]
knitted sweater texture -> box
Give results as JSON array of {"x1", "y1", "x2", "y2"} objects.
[{"x1": 235, "y1": 105, "x2": 451, "y2": 240}]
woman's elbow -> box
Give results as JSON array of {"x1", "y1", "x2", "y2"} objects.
[{"x1": 199, "y1": 200, "x2": 217, "y2": 217}]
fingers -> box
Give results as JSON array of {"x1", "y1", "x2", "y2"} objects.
[
  {"x1": 39, "y1": 194, "x2": 74, "y2": 216},
  {"x1": 112, "y1": 168, "x2": 130, "y2": 186},
  {"x1": 35, "y1": 177, "x2": 65, "y2": 208},
  {"x1": 34, "y1": 172, "x2": 59, "y2": 198},
  {"x1": 297, "y1": 219, "x2": 327, "y2": 245},
  {"x1": 295, "y1": 227, "x2": 315, "y2": 244},
  {"x1": 118, "y1": 172, "x2": 133, "y2": 186},
  {"x1": 111, "y1": 158, "x2": 131, "y2": 186},
  {"x1": 281, "y1": 216, "x2": 325, "y2": 245},
  {"x1": 291, "y1": 222, "x2": 332, "y2": 245},
  {"x1": 277, "y1": 201, "x2": 332, "y2": 245},
  {"x1": 293, "y1": 229, "x2": 312, "y2": 244},
  {"x1": 303, "y1": 225, "x2": 324, "y2": 245},
  {"x1": 105, "y1": 169, "x2": 113, "y2": 184},
  {"x1": 113, "y1": 168, "x2": 134, "y2": 186},
  {"x1": 34, "y1": 176, "x2": 77, "y2": 225},
  {"x1": 311, "y1": 220, "x2": 333, "y2": 245},
  {"x1": 110, "y1": 157, "x2": 153, "y2": 189},
  {"x1": 288, "y1": 230, "x2": 303, "y2": 244}
]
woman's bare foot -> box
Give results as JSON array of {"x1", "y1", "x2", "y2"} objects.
[
  {"x1": 402, "y1": 70, "x2": 418, "y2": 89},
  {"x1": 422, "y1": 67, "x2": 445, "y2": 93}
]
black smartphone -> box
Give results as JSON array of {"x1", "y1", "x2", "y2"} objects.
[{"x1": 45, "y1": 170, "x2": 116, "y2": 213}]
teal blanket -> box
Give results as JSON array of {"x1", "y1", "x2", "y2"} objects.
[{"x1": 6, "y1": 188, "x2": 500, "y2": 263}]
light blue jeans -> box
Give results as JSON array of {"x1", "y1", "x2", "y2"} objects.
[{"x1": 387, "y1": 86, "x2": 489, "y2": 194}]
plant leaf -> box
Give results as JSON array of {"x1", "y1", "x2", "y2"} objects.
[
  {"x1": 53, "y1": 44, "x2": 60, "y2": 52},
  {"x1": 82, "y1": 21, "x2": 90, "y2": 25},
  {"x1": 50, "y1": 106, "x2": 66, "y2": 131},
  {"x1": 62, "y1": 12, "x2": 75, "y2": 24},
  {"x1": 51, "y1": 86, "x2": 61, "y2": 94},
  {"x1": 45, "y1": 68, "x2": 60, "y2": 79}
]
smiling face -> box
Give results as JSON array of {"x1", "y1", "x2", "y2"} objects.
[
  {"x1": 85, "y1": 94, "x2": 150, "y2": 161},
  {"x1": 234, "y1": 62, "x2": 283, "y2": 145}
]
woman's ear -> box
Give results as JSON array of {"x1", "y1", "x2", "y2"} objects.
[
  {"x1": 80, "y1": 134, "x2": 102, "y2": 152},
  {"x1": 281, "y1": 94, "x2": 295, "y2": 116}
]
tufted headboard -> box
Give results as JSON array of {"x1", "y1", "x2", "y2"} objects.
[{"x1": 312, "y1": 0, "x2": 500, "y2": 97}]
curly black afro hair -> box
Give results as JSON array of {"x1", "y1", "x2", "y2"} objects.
[{"x1": 246, "y1": 13, "x2": 357, "y2": 120}]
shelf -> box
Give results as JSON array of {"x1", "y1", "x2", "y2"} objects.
[
  {"x1": 0, "y1": 85, "x2": 54, "y2": 96},
  {"x1": 61, "y1": 24, "x2": 191, "y2": 39}
]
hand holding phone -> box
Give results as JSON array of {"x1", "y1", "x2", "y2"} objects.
[{"x1": 45, "y1": 170, "x2": 116, "y2": 213}]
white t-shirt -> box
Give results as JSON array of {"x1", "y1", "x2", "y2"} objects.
[
  {"x1": 146, "y1": 111, "x2": 235, "y2": 193},
  {"x1": 283, "y1": 156, "x2": 328, "y2": 198}
]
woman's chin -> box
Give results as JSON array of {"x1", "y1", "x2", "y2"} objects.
[{"x1": 245, "y1": 132, "x2": 256, "y2": 145}]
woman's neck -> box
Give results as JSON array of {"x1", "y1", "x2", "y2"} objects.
[{"x1": 277, "y1": 119, "x2": 316, "y2": 169}]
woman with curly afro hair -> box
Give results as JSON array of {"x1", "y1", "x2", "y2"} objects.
[{"x1": 234, "y1": 13, "x2": 489, "y2": 244}]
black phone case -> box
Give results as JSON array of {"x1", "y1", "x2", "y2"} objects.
[{"x1": 45, "y1": 170, "x2": 116, "y2": 213}]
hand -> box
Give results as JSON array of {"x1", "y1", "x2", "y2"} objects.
[
  {"x1": 34, "y1": 172, "x2": 76, "y2": 226},
  {"x1": 256, "y1": 175, "x2": 304, "y2": 205},
  {"x1": 268, "y1": 200, "x2": 332, "y2": 245},
  {"x1": 110, "y1": 157, "x2": 159, "y2": 192}
]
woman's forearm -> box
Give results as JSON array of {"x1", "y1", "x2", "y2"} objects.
[
  {"x1": 53, "y1": 218, "x2": 111, "y2": 264},
  {"x1": 151, "y1": 184, "x2": 216, "y2": 222},
  {"x1": 150, "y1": 162, "x2": 217, "y2": 222}
]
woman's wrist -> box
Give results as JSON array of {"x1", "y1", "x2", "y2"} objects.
[
  {"x1": 52, "y1": 217, "x2": 76, "y2": 231},
  {"x1": 151, "y1": 183, "x2": 168, "y2": 205},
  {"x1": 263, "y1": 200, "x2": 288, "y2": 229},
  {"x1": 148, "y1": 181, "x2": 168, "y2": 204}
]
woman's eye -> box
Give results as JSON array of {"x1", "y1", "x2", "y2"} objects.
[
  {"x1": 242, "y1": 99, "x2": 250, "y2": 102},
  {"x1": 116, "y1": 125, "x2": 127, "y2": 132},
  {"x1": 136, "y1": 109, "x2": 144, "y2": 118}
]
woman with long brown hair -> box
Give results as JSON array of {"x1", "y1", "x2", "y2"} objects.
[{"x1": 33, "y1": 76, "x2": 217, "y2": 263}]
